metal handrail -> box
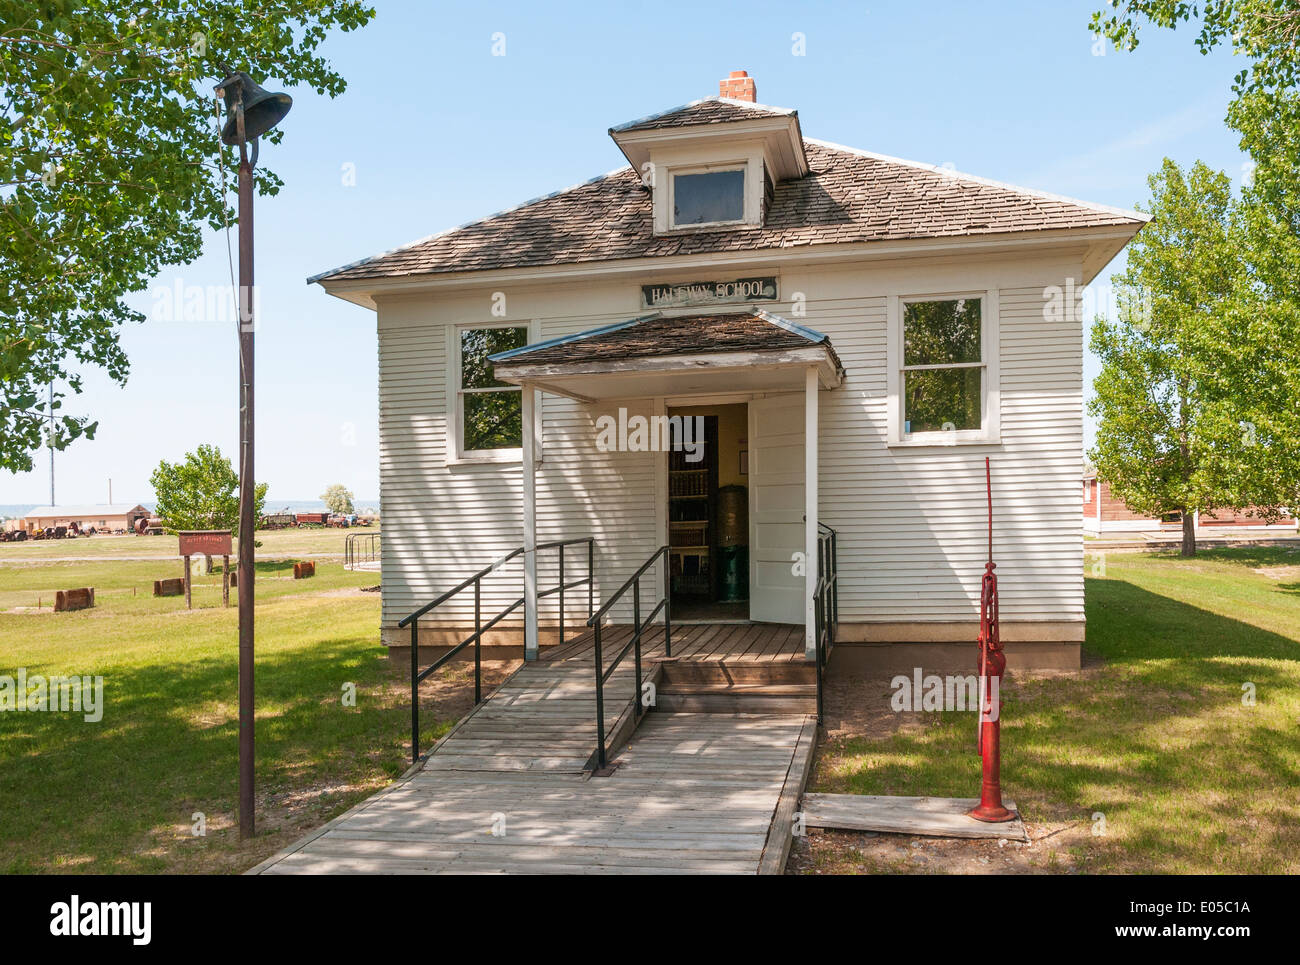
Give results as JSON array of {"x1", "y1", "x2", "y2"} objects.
[
  {"x1": 586, "y1": 544, "x2": 671, "y2": 772},
  {"x1": 344, "y1": 531, "x2": 379, "y2": 570},
  {"x1": 813, "y1": 522, "x2": 839, "y2": 725},
  {"x1": 400, "y1": 536, "x2": 596, "y2": 762}
]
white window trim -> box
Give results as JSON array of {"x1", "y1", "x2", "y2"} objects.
[
  {"x1": 886, "y1": 290, "x2": 1000, "y2": 447},
  {"x1": 446, "y1": 319, "x2": 539, "y2": 465}
]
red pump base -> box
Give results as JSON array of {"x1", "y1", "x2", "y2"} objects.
[{"x1": 968, "y1": 706, "x2": 1015, "y2": 823}]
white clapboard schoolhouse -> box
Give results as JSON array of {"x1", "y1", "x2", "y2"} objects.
[{"x1": 312, "y1": 70, "x2": 1146, "y2": 672}]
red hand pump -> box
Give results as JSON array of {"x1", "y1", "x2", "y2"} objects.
[{"x1": 969, "y1": 456, "x2": 1015, "y2": 823}]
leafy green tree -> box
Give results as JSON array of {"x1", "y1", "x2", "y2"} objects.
[
  {"x1": 1091, "y1": 2, "x2": 1300, "y2": 516},
  {"x1": 1221, "y1": 186, "x2": 1300, "y2": 517},
  {"x1": 460, "y1": 327, "x2": 528, "y2": 450},
  {"x1": 1, "y1": 1, "x2": 375, "y2": 473},
  {"x1": 320, "y1": 483, "x2": 354, "y2": 515},
  {"x1": 150, "y1": 444, "x2": 266, "y2": 539},
  {"x1": 1091, "y1": 3, "x2": 1299, "y2": 207},
  {"x1": 902, "y1": 298, "x2": 983, "y2": 432},
  {"x1": 1089, "y1": 160, "x2": 1250, "y2": 556}
]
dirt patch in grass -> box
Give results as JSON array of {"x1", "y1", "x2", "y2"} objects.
[
  {"x1": 818, "y1": 668, "x2": 1096, "y2": 744},
  {"x1": 795, "y1": 669, "x2": 1105, "y2": 875},
  {"x1": 1251, "y1": 565, "x2": 1300, "y2": 583},
  {"x1": 308, "y1": 587, "x2": 373, "y2": 599}
]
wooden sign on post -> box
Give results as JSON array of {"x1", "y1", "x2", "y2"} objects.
[
  {"x1": 178, "y1": 531, "x2": 233, "y2": 610},
  {"x1": 178, "y1": 530, "x2": 234, "y2": 557}
]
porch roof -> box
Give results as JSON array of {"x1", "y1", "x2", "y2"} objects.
[{"x1": 490, "y1": 310, "x2": 844, "y2": 401}]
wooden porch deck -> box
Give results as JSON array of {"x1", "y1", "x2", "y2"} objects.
[{"x1": 251, "y1": 622, "x2": 815, "y2": 875}]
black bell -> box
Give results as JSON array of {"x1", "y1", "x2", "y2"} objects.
[{"x1": 217, "y1": 71, "x2": 292, "y2": 145}]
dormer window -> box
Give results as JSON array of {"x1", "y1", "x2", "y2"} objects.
[
  {"x1": 608, "y1": 72, "x2": 810, "y2": 237},
  {"x1": 652, "y1": 156, "x2": 761, "y2": 233},
  {"x1": 672, "y1": 168, "x2": 745, "y2": 227}
]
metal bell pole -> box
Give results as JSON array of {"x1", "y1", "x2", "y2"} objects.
[{"x1": 214, "y1": 68, "x2": 292, "y2": 841}]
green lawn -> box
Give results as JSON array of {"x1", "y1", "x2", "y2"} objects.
[
  {"x1": 0, "y1": 555, "x2": 464, "y2": 874},
  {"x1": 811, "y1": 547, "x2": 1300, "y2": 874},
  {"x1": 5, "y1": 545, "x2": 1297, "y2": 873},
  {"x1": 0, "y1": 525, "x2": 378, "y2": 562}
]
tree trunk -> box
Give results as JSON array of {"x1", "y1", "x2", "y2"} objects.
[
  {"x1": 1181, "y1": 511, "x2": 1196, "y2": 557},
  {"x1": 204, "y1": 553, "x2": 213, "y2": 574}
]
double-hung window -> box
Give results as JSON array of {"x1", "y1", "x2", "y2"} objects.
[
  {"x1": 889, "y1": 292, "x2": 999, "y2": 445},
  {"x1": 455, "y1": 325, "x2": 529, "y2": 459}
]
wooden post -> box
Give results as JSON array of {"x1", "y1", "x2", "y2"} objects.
[
  {"x1": 804, "y1": 366, "x2": 818, "y2": 660},
  {"x1": 222, "y1": 555, "x2": 230, "y2": 607},
  {"x1": 184, "y1": 554, "x2": 192, "y2": 609},
  {"x1": 522, "y1": 382, "x2": 539, "y2": 661}
]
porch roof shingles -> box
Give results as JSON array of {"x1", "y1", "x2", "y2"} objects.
[
  {"x1": 315, "y1": 141, "x2": 1145, "y2": 283},
  {"x1": 491, "y1": 311, "x2": 842, "y2": 371}
]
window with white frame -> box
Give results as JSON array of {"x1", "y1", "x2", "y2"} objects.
[
  {"x1": 671, "y1": 167, "x2": 745, "y2": 227},
  {"x1": 890, "y1": 292, "x2": 998, "y2": 444},
  {"x1": 457, "y1": 325, "x2": 529, "y2": 456}
]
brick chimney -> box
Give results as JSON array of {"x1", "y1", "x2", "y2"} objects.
[{"x1": 719, "y1": 70, "x2": 756, "y2": 103}]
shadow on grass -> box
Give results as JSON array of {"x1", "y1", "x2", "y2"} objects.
[
  {"x1": 0, "y1": 636, "x2": 463, "y2": 873},
  {"x1": 1178, "y1": 545, "x2": 1300, "y2": 568},
  {"x1": 1085, "y1": 574, "x2": 1299, "y2": 662}
]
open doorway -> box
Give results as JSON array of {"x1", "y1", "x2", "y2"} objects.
[{"x1": 667, "y1": 403, "x2": 749, "y2": 622}]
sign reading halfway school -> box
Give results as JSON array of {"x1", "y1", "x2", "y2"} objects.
[{"x1": 641, "y1": 276, "x2": 778, "y2": 309}]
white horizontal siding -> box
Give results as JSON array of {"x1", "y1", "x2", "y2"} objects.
[
  {"x1": 811, "y1": 283, "x2": 1082, "y2": 623},
  {"x1": 375, "y1": 258, "x2": 1084, "y2": 634},
  {"x1": 377, "y1": 311, "x2": 657, "y2": 630}
]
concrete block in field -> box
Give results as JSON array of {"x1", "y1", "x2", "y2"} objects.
[
  {"x1": 293, "y1": 561, "x2": 315, "y2": 579},
  {"x1": 153, "y1": 578, "x2": 184, "y2": 597}
]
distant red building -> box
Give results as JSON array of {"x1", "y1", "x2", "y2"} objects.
[{"x1": 1083, "y1": 470, "x2": 1297, "y2": 534}]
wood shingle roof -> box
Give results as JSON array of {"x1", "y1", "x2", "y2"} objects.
[
  {"x1": 314, "y1": 139, "x2": 1146, "y2": 284},
  {"x1": 489, "y1": 311, "x2": 843, "y2": 373}
]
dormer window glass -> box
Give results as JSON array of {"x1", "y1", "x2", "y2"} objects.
[{"x1": 671, "y1": 168, "x2": 745, "y2": 227}]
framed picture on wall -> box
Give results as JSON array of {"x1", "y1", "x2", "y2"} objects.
[{"x1": 739, "y1": 449, "x2": 748, "y2": 475}]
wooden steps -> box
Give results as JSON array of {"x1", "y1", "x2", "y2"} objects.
[
  {"x1": 652, "y1": 657, "x2": 815, "y2": 685},
  {"x1": 652, "y1": 656, "x2": 817, "y2": 714}
]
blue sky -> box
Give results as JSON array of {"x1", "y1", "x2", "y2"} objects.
[{"x1": 1, "y1": 0, "x2": 1248, "y2": 508}]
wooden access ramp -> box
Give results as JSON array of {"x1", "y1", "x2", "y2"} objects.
[{"x1": 252, "y1": 624, "x2": 817, "y2": 875}]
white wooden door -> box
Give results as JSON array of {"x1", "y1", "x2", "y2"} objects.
[{"x1": 748, "y1": 394, "x2": 805, "y2": 624}]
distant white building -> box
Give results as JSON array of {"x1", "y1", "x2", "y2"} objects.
[{"x1": 15, "y1": 504, "x2": 150, "y2": 533}]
